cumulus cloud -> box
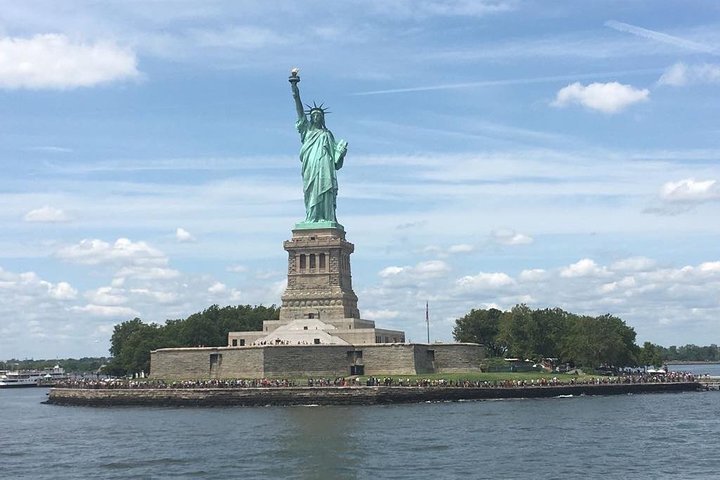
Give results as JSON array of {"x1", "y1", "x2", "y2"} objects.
[
  {"x1": 57, "y1": 238, "x2": 166, "y2": 266},
  {"x1": 560, "y1": 258, "x2": 609, "y2": 278},
  {"x1": 0, "y1": 268, "x2": 77, "y2": 302},
  {"x1": 85, "y1": 286, "x2": 127, "y2": 306},
  {"x1": 698, "y1": 261, "x2": 720, "y2": 274},
  {"x1": 208, "y1": 281, "x2": 227, "y2": 294},
  {"x1": 660, "y1": 178, "x2": 720, "y2": 203},
  {"x1": 47, "y1": 281, "x2": 78, "y2": 300},
  {"x1": 70, "y1": 304, "x2": 140, "y2": 318},
  {"x1": 363, "y1": 309, "x2": 401, "y2": 321},
  {"x1": 379, "y1": 260, "x2": 450, "y2": 279},
  {"x1": 0, "y1": 34, "x2": 139, "y2": 90},
  {"x1": 114, "y1": 266, "x2": 180, "y2": 281},
  {"x1": 552, "y1": 81, "x2": 649, "y2": 113},
  {"x1": 645, "y1": 178, "x2": 720, "y2": 215},
  {"x1": 448, "y1": 244, "x2": 474, "y2": 253},
  {"x1": 456, "y1": 271, "x2": 515, "y2": 289},
  {"x1": 377, "y1": 260, "x2": 451, "y2": 290},
  {"x1": 128, "y1": 288, "x2": 178, "y2": 304},
  {"x1": 658, "y1": 63, "x2": 720, "y2": 86},
  {"x1": 519, "y1": 269, "x2": 546, "y2": 282},
  {"x1": 611, "y1": 257, "x2": 656, "y2": 272},
  {"x1": 24, "y1": 206, "x2": 69, "y2": 223},
  {"x1": 491, "y1": 229, "x2": 533, "y2": 245},
  {"x1": 175, "y1": 227, "x2": 196, "y2": 242}
]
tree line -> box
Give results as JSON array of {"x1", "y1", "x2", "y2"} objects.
[
  {"x1": 453, "y1": 304, "x2": 667, "y2": 368},
  {"x1": 105, "y1": 304, "x2": 278, "y2": 376},
  {"x1": 0, "y1": 357, "x2": 109, "y2": 373},
  {"x1": 657, "y1": 344, "x2": 720, "y2": 362}
]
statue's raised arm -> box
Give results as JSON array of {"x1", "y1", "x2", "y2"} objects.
[
  {"x1": 288, "y1": 68, "x2": 348, "y2": 230},
  {"x1": 289, "y1": 68, "x2": 304, "y2": 120}
]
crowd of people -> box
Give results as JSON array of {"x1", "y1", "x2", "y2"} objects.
[{"x1": 54, "y1": 371, "x2": 699, "y2": 390}]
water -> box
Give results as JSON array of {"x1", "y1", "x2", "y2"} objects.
[
  {"x1": 1, "y1": 381, "x2": 719, "y2": 479},
  {"x1": 668, "y1": 362, "x2": 720, "y2": 377}
]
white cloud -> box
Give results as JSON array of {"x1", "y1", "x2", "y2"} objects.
[
  {"x1": 47, "y1": 281, "x2": 78, "y2": 300},
  {"x1": 176, "y1": 227, "x2": 196, "y2": 242},
  {"x1": 560, "y1": 258, "x2": 608, "y2": 278},
  {"x1": 377, "y1": 260, "x2": 451, "y2": 288},
  {"x1": 85, "y1": 286, "x2": 127, "y2": 306},
  {"x1": 659, "y1": 63, "x2": 720, "y2": 86},
  {"x1": 448, "y1": 244, "x2": 474, "y2": 253},
  {"x1": 208, "y1": 281, "x2": 227, "y2": 294},
  {"x1": 552, "y1": 82, "x2": 649, "y2": 113},
  {"x1": 70, "y1": 304, "x2": 139, "y2": 318},
  {"x1": 491, "y1": 229, "x2": 533, "y2": 245},
  {"x1": 0, "y1": 34, "x2": 139, "y2": 90},
  {"x1": 128, "y1": 288, "x2": 178, "y2": 304},
  {"x1": 363, "y1": 309, "x2": 400, "y2": 321},
  {"x1": 519, "y1": 269, "x2": 546, "y2": 282},
  {"x1": 227, "y1": 264, "x2": 248, "y2": 273},
  {"x1": 456, "y1": 272, "x2": 515, "y2": 289},
  {"x1": 379, "y1": 266, "x2": 407, "y2": 278},
  {"x1": 660, "y1": 178, "x2": 720, "y2": 203},
  {"x1": 605, "y1": 20, "x2": 719, "y2": 55},
  {"x1": 698, "y1": 262, "x2": 720, "y2": 274},
  {"x1": 611, "y1": 257, "x2": 656, "y2": 272},
  {"x1": 414, "y1": 260, "x2": 451, "y2": 276},
  {"x1": 114, "y1": 266, "x2": 180, "y2": 281},
  {"x1": 57, "y1": 238, "x2": 166, "y2": 266},
  {"x1": 24, "y1": 206, "x2": 70, "y2": 223}
]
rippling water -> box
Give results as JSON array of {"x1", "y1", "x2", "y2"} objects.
[{"x1": 1, "y1": 379, "x2": 719, "y2": 479}]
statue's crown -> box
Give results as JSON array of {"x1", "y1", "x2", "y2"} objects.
[{"x1": 304, "y1": 101, "x2": 330, "y2": 115}]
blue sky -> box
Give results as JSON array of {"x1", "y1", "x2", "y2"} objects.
[{"x1": 1, "y1": 0, "x2": 719, "y2": 359}]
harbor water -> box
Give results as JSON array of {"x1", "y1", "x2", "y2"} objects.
[{"x1": 1, "y1": 369, "x2": 719, "y2": 479}]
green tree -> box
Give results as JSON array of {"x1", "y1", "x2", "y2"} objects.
[
  {"x1": 109, "y1": 317, "x2": 145, "y2": 358},
  {"x1": 452, "y1": 308, "x2": 506, "y2": 356},
  {"x1": 106, "y1": 304, "x2": 278, "y2": 376},
  {"x1": 563, "y1": 314, "x2": 637, "y2": 368},
  {"x1": 498, "y1": 304, "x2": 544, "y2": 360},
  {"x1": 638, "y1": 341, "x2": 663, "y2": 367}
]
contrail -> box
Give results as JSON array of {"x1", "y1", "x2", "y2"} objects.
[
  {"x1": 605, "y1": 20, "x2": 719, "y2": 55},
  {"x1": 352, "y1": 68, "x2": 661, "y2": 96}
]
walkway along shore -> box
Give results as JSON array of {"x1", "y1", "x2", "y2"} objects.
[{"x1": 46, "y1": 382, "x2": 703, "y2": 407}]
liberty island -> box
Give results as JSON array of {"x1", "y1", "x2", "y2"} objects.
[{"x1": 46, "y1": 70, "x2": 703, "y2": 406}]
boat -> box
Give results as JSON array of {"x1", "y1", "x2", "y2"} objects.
[
  {"x1": 0, "y1": 365, "x2": 68, "y2": 388},
  {"x1": 0, "y1": 371, "x2": 44, "y2": 388},
  {"x1": 39, "y1": 365, "x2": 69, "y2": 386}
]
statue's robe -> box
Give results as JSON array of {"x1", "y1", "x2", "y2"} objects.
[{"x1": 296, "y1": 117, "x2": 345, "y2": 223}]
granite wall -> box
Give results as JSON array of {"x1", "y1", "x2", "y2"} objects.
[
  {"x1": 47, "y1": 382, "x2": 702, "y2": 407},
  {"x1": 150, "y1": 343, "x2": 485, "y2": 379}
]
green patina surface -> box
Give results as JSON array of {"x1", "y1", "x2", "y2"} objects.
[
  {"x1": 294, "y1": 220, "x2": 344, "y2": 231},
  {"x1": 289, "y1": 69, "x2": 348, "y2": 227}
]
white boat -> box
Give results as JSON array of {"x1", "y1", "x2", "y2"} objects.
[
  {"x1": 40, "y1": 365, "x2": 69, "y2": 385},
  {"x1": 0, "y1": 371, "x2": 44, "y2": 388}
]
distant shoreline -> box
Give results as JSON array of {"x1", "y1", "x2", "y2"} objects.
[{"x1": 46, "y1": 382, "x2": 702, "y2": 407}]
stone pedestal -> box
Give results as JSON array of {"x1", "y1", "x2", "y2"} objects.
[{"x1": 280, "y1": 227, "x2": 360, "y2": 321}]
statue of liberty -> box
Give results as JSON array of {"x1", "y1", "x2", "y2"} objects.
[{"x1": 289, "y1": 69, "x2": 348, "y2": 229}]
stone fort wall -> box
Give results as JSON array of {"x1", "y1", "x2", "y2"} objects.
[{"x1": 150, "y1": 343, "x2": 484, "y2": 379}]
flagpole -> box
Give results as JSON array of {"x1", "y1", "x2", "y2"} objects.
[{"x1": 426, "y1": 301, "x2": 430, "y2": 344}]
